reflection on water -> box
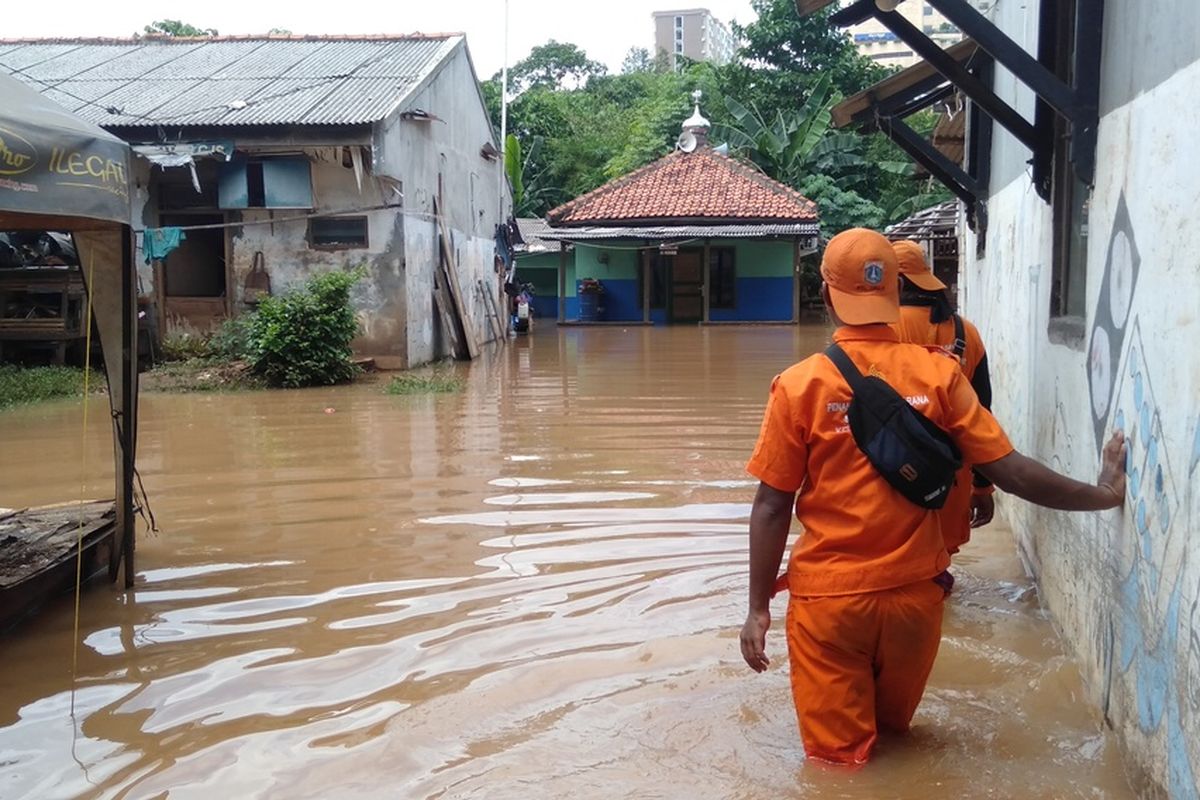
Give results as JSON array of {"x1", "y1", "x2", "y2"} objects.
[{"x1": 0, "y1": 326, "x2": 1131, "y2": 799}]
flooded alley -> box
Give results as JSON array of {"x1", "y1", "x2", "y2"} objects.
[{"x1": 0, "y1": 326, "x2": 1133, "y2": 799}]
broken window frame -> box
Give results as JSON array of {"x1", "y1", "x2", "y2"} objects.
[
  {"x1": 308, "y1": 216, "x2": 369, "y2": 250},
  {"x1": 218, "y1": 156, "x2": 313, "y2": 210}
]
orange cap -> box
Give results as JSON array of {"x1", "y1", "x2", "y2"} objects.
[
  {"x1": 820, "y1": 228, "x2": 899, "y2": 325},
  {"x1": 892, "y1": 239, "x2": 946, "y2": 291}
]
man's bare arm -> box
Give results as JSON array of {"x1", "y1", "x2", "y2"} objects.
[{"x1": 976, "y1": 432, "x2": 1126, "y2": 511}]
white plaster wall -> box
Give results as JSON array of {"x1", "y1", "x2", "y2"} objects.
[
  {"x1": 128, "y1": 158, "x2": 155, "y2": 294},
  {"x1": 961, "y1": 1, "x2": 1200, "y2": 794},
  {"x1": 375, "y1": 42, "x2": 509, "y2": 367}
]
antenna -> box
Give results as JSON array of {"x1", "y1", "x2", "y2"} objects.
[{"x1": 676, "y1": 130, "x2": 698, "y2": 153}]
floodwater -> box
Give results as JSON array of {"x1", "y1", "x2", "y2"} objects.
[{"x1": 0, "y1": 325, "x2": 1133, "y2": 799}]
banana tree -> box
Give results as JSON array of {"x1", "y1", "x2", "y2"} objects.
[
  {"x1": 716, "y1": 74, "x2": 867, "y2": 187},
  {"x1": 505, "y1": 133, "x2": 562, "y2": 217}
]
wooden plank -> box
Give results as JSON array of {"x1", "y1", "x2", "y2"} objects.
[
  {"x1": 483, "y1": 280, "x2": 507, "y2": 342},
  {"x1": 432, "y1": 279, "x2": 466, "y2": 359},
  {"x1": 479, "y1": 279, "x2": 506, "y2": 342},
  {"x1": 433, "y1": 199, "x2": 479, "y2": 359}
]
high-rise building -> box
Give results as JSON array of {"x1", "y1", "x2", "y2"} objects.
[
  {"x1": 653, "y1": 9, "x2": 736, "y2": 70},
  {"x1": 846, "y1": 3, "x2": 962, "y2": 69}
]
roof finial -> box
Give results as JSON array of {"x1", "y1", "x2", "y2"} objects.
[{"x1": 682, "y1": 89, "x2": 710, "y2": 132}]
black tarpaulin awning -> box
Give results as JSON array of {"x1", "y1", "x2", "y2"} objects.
[
  {"x1": 0, "y1": 72, "x2": 131, "y2": 224},
  {"x1": 0, "y1": 71, "x2": 139, "y2": 588}
]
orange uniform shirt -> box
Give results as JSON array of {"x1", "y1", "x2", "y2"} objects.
[
  {"x1": 892, "y1": 306, "x2": 986, "y2": 383},
  {"x1": 746, "y1": 325, "x2": 1013, "y2": 596},
  {"x1": 893, "y1": 306, "x2": 989, "y2": 553}
]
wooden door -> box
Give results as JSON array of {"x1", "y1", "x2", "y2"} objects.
[{"x1": 671, "y1": 250, "x2": 703, "y2": 323}]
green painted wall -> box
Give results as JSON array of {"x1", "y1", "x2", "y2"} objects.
[
  {"x1": 515, "y1": 251, "x2": 562, "y2": 297},
  {"x1": 514, "y1": 238, "x2": 796, "y2": 298},
  {"x1": 711, "y1": 240, "x2": 794, "y2": 277},
  {"x1": 572, "y1": 243, "x2": 640, "y2": 282}
]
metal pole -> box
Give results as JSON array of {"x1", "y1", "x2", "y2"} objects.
[
  {"x1": 120, "y1": 225, "x2": 136, "y2": 589},
  {"x1": 558, "y1": 241, "x2": 566, "y2": 323},
  {"x1": 642, "y1": 248, "x2": 650, "y2": 324},
  {"x1": 498, "y1": 0, "x2": 510, "y2": 215}
]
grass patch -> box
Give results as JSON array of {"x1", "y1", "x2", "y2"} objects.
[
  {"x1": 141, "y1": 358, "x2": 265, "y2": 394},
  {"x1": 0, "y1": 365, "x2": 88, "y2": 409},
  {"x1": 385, "y1": 371, "x2": 464, "y2": 395}
]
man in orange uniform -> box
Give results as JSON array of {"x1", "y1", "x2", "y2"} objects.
[
  {"x1": 892, "y1": 239, "x2": 995, "y2": 557},
  {"x1": 739, "y1": 228, "x2": 1126, "y2": 766}
]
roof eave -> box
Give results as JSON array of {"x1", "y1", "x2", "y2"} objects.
[{"x1": 550, "y1": 215, "x2": 818, "y2": 228}]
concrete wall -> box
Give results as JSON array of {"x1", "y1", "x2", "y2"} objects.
[
  {"x1": 226, "y1": 154, "x2": 408, "y2": 357},
  {"x1": 960, "y1": 1, "x2": 1200, "y2": 795},
  {"x1": 376, "y1": 41, "x2": 507, "y2": 367}
]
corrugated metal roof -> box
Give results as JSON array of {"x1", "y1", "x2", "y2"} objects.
[
  {"x1": 0, "y1": 36, "x2": 462, "y2": 127},
  {"x1": 515, "y1": 217, "x2": 558, "y2": 254},
  {"x1": 885, "y1": 200, "x2": 960, "y2": 241}
]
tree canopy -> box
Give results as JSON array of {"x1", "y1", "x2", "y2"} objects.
[
  {"x1": 487, "y1": 0, "x2": 950, "y2": 233},
  {"x1": 501, "y1": 40, "x2": 608, "y2": 93},
  {"x1": 142, "y1": 20, "x2": 218, "y2": 37}
]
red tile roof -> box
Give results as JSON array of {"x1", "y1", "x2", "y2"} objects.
[{"x1": 547, "y1": 148, "x2": 818, "y2": 227}]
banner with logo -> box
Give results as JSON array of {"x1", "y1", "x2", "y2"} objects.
[{"x1": 0, "y1": 73, "x2": 131, "y2": 225}]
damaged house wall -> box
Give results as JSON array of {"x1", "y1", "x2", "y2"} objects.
[
  {"x1": 0, "y1": 35, "x2": 508, "y2": 369},
  {"x1": 375, "y1": 45, "x2": 506, "y2": 368},
  {"x1": 225, "y1": 150, "x2": 409, "y2": 359},
  {"x1": 960, "y1": 0, "x2": 1200, "y2": 795}
]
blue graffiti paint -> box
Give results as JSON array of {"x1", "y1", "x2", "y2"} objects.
[
  {"x1": 1109, "y1": 322, "x2": 1198, "y2": 797},
  {"x1": 1190, "y1": 420, "x2": 1200, "y2": 476}
]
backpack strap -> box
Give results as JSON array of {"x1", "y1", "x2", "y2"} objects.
[
  {"x1": 825, "y1": 344, "x2": 866, "y2": 392},
  {"x1": 951, "y1": 314, "x2": 967, "y2": 358}
]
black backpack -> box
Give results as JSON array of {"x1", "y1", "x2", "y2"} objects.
[{"x1": 825, "y1": 344, "x2": 963, "y2": 509}]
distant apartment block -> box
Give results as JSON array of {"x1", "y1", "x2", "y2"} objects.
[
  {"x1": 653, "y1": 9, "x2": 736, "y2": 69},
  {"x1": 847, "y1": 3, "x2": 962, "y2": 69}
]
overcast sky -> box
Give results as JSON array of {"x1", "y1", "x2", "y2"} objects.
[{"x1": 6, "y1": 1, "x2": 759, "y2": 79}]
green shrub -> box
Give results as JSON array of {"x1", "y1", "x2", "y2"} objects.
[
  {"x1": 0, "y1": 365, "x2": 87, "y2": 409},
  {"x1": 385, "y1": 371, "x2": 464, "y2": 395},
  {"x1": 210, "y1": 313, "x2": 257, "y2": 362},
  {"x1": 250, "y1": 268, "x2": 364, "y2": 388},
  {"x1": 160, "y1": 330, "x2": 213, "y2": 362}
]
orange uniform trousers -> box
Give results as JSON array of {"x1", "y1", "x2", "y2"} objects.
[{"x1": 785, "y1": 579, "x2": 946, "y2": 765}]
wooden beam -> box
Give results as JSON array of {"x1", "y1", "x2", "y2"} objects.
[{"x1": 434, "y1": 199, "x2": 479, "y2": 360}]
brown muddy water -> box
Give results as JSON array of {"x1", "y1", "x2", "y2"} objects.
[{"x1": 0, "y1": 326, "x2": 1133, "y2": 799}]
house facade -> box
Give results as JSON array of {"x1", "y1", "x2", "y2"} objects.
[
  {"x1": 539, "y1": 103, "x2": 819, "y2": 325},
  {"x1": 0, "y1": 35, "x2": 508, "y2": 368},
  {"x1": 806, "y1": 0, "x2": 1200, "y2": 793}
]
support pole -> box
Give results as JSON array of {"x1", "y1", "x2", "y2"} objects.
[
  {"x1": 924, "y1": 0, "x2": 1077, "y2": 116},
  {"x1": 876, "y1": 10, "x2": 1042, "y2": 155},
  {"x1": 120, "y1": 225, "x2": 136, "y2": 588},
  {"x1": 642, "y1": 248, "x2": 651, "y2": 324},
  {"x1": 792, "y1": 237, "x2": 800, "y2": 324},
  {"x1": 881, "y1": 117, "x2": 979, "y2": 206},
  {"x1": 701, "y1": 240, "x2": 711, "y2": 324},
  {"x1": 557, "y1": 241, "x2": 566, "y2": 323}
]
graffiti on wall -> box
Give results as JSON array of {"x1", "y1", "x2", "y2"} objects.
[
  {"x1": 1087, "y1": 191, "x2": 1198, "y2": 799},
  {"x1": 1088, "y1": 194, "x2": 1141, "y2": 455}
]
